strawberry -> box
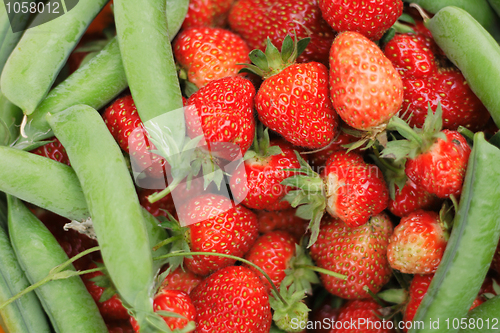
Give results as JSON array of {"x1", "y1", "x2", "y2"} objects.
[
  {"x1": 308, "y1": 125, "x2": 360, "y2": 168},
  {"x1": 130, "y1": 289, "x2": 196, "y2": 332},
  {"x1": 182, "y1": 0, "x2": 233, "y2": 29},
  {"x1": 403, "y1": 274, "x2": 432, "y2": 326},
  {"x1": 387, "y1": 210, "x2": 448, "y2": 274},
  {"x1": 137, "y1": 188, "x2": 176, "y2": 218},
  {"x1": 160, "y1": 267, "x2": 203, "y2": 295},
  {"x1": 319, "y1": 0, "x2": 403, "y2": 40},
  {"x1": 309, "y1": 295, "x2": 341, "y2": 333},
  {"x1": 30, "y1": 137, "x2": 71, "y2": 166},
  {"x1": 185, "y1": 76, "x2": 256, "y2": 161},
  {"x1": 491, "y1": 240, "x2": 500, "y2": 275},
  {"x1": 173, "y1": 27, "x2": 250, "y2": 88},
  {"x1": 190, "y1": 265, "x2": 272, "y2": 333},
  {"x1": 333, "y1": 299, "x2": 394, "y2": 333},
  {"x1": 106, "y1": 321, "x2": 134, "y2": 333},
  {"x1": 176, "y1": 193, "x2": 259, "y2": 276},
  {"x1": 310, "y1": 214, "x2": 393, "y2": 299},
  {"x1": 228, "y1": 0, "x2": 335, "y2": 65},
  {"x1": 256, "y1": 209, "x2": 308, "y2": 242},
  {"x1": 244, "y1": 36, "x2": 339, "y2": 149},
  {"x1": 388, "y1": 179, "x2": 442, "y2": 218},
  {"x1": 329, "y1": 31, "x2": 403, "y2": 132},
  {"x1": 103, "y1": 95, "x2": 169, "y2": 179},
  {"x1": 229, "y1": 133, "x2": 301, "y2": 211}
]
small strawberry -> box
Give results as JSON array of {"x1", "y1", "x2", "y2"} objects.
[
  {"x1": 229, "y1": 129, "x2": 301, "y2": 210},
  {"x1": 329, "y1": 31, "x2": 404, "y2": 133},
  {"x1": 387, "y1": 210, "x2": 448, "y2": 274},
  {"x1": 319, "y1": 0, "x2": 403, "y2": 40},
  {"x1": 310, "y1": 214, "x2": 393, "y2": 299},
  {"x1": 30, "y1": 137, "x2": 71, "y2": 166},
  {"x1": 256, "y1": 209, "x2": 308, "y2": 242},
  {"x1": 333, "y1": 299, "x2": 394, "y2": 333},
  {"x1": 130, "y1": 289, "x2": 196, "y2": 332},
  {"x1": 185, "y1": 76, "x2": 256, "y2": 161},
  {"x1": 160, "y1": 267, "x2": 203, "y2": 295},
  {"x1": 243, "y1": 35, "x2": 339, "y2": 149},
  {"x1": 173, "y1": 27, "x2": 250, "y2": 88},
  {"x1": 309, "y1": 295, "x2": 341, "y2": 333},
  {"x1": 190, "y1": 265, "x2": 272, "y2": 333},
  {"x1": 389, "y1": 179, "x2": 442, "y2": 218},
  {"x1": 103, "y1": 95, "x2": 168, "y2": 179},
  {"x1": 228, "y1": 0, "x2": 335, "y2": 65}
]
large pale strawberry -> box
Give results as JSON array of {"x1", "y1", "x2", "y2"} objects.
[
  {"x1": 173, "y1": 27, "x2": 250, "y2": 88},
  {"x1": 319, "y1": 0, "x2": 403, "y2": 40},
  {"x1": 329, "y1": 31, "x2": 403, "y2": 131},
  {"x1": 228, "y1": 0, "x2": 335, "y2": 65},
  {"x1": 310, "y1": 214, "x2": 393, "y2": 299}
]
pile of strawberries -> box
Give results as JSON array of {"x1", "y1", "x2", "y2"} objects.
[{"x1": 30, "y1": 0, "x2": 500, "y2": 332}]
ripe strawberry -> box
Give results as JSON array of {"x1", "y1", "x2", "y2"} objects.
[
  {"x1": 389, "y1": 179, "x2": 442, "y2": 218},
  {"x1": 329, "y1": 31, "x2": 403, "y2": 132},
  {"x1": 106, "y1": 321, "x2": 134, "y2": 333},
  {"x1": 308, "y1": 125, "x2": 360, "y2": 168},
  {"x1": 387, "y1": 210, "x2": 448, "y2": 274},
  {"x1": 319, "y1": 0, "x2": 403, "y2": 40},
  {"x1": 244, "y1": 36, "x2": 339, "y2": 149},
  {"x1": 404, "y1": 274, "x2": 432, "y2": 326},
  {"x1": 82, "y1": 262, "x2": 130, "y2": 321},
  {"x1": 30, "y1": 137, "x2": 71, "y2": 166},
  {"x1": 229, "y1": 136, "x2": 301, "y2": 211},
  {"x1": 160, "y1": 267, "x2": 203, "y2": 295},
  {"x1": 310, "y1": 214, "x2": 393, "y2": 299},
  {"x1": 182, "y1": 0, "x2": 233, "y2": 29},
  {"x1": 228, "y1": 0, "x2": 335, "y2": 65},
  {"x1": 256, "y1": 209, "x2": 308, "y2": 242},
  {"x1": 173, "y1": 27, "x2": 250, "y2": 88},
  {"x1": 333, "y1": 299, "x2": 394, "y2": 333},
  {"x1": 191, "y1": 265, "x2": 272, "y2": 333},
  {"x1": 309, "y1": 295, "x2": 340, "y2": 333},
  {"x1": 185, "y1": 76, "x2": 256, "y2": 161},
  {"x1": 177, "y1": 194, "x2": 259, "y2": 276},
  {"x1": 103, "y1": 95, "x2": 168, "y2": 179}
]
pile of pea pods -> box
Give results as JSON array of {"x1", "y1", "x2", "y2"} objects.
[{"x1": 0, "y1": 0, "x2": 500, "y2": 332}]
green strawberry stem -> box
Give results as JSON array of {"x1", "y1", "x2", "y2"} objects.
[
  {"x1": 377, "y1": 288, "x2": 408, "y2": 304},
  {"x1": 152, "y1": 234, "x2": 184, "y2": 251},
  {"x1": 294, "y1": 264, "x2": 346, "y2": 280},
  {"x1": 363, "y1": 285, "x2": 387, "y2": 308}
]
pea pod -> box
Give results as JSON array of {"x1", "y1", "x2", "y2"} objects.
[
  {"x1": 0, "y1": 0, "x2": 109, "y2": 114},
  {"x1": 0, "y1": 207, "x2": 52, "y2": 333},
  {"x1": 0, "y1": 2, "x2": 10, "y2": 49},
  {"x1": 409, "y1": 132, "x2": 500, "y2": 333},
  {"x1": 0, "y1": 92, "x2": 22, "y2": 146},
  {"x1": 488, "y1": 0, "x2": 500, "y2": 18},
  {"x1": 460, "y1": 295, "x2": 500, "y2": 333},
  {"x1": 7, "y1": 195, "x2": 107, "y2": 333},
  {"x1": 424, "y1": 6, "x2": 500, "y2": 128},
  {"x1": 114, "y1": 0, "x2": 186, "y2": 147},
  {"x1": 46, "y1": 104, "x2": 153, "y2": 312}
]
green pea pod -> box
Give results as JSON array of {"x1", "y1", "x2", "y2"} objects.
[
  {"x1": 114, "y1": 0, "x2": 186, "y2": 147},
  {"x1": 425, "y1": 6, "x2": 500, "y2": 128},
  {"x1": 46, "y1": 105, "x2": 153, "y2": 312},
  {"x1": 0, "y1": 145, "x2": 89, "y2": 221},
  {"x1": 488, "y1": 0, "x2": 500, "y2": 18},
  {"x1": 0, "y1": 91, "x2": 22, "y2": 146},
  {"x1": 0, "y1": 2, "x2": 10, "y2": 49},
  {"x1": 409, "y1": 132, "x2": 500, "y2": 333},
  {"x1": 0, "y1": 211, "x2": 52, "y2": 333},
  {"x1": 0, "y1": 0, "x2": 109, "y2": 115},
  {"x1": 460, "y1": 296, "x2": 500, "y2": 333},
  {"x1": 7, "y1": 195, "x2": 107, "y2": 333}
]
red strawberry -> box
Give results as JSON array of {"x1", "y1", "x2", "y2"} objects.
[
  {"x1": 245, "y1": 231, "x2": 297, "y2": 292},
  {"x1": 30, "y1": 137, "x2": 71, "y2": 166},
  {"x1": 103, "y1": 95, "x2": 168, "y2": 179},
  {"x1": 256, "y1": 209, "x2": 308, "y2": 242},
  {"x1": 319, "y1": 0, "x2": 403, "y2": 40},
  {"x1": 181, "y1": 0, "x2": 233, "y2": 29},
  {"x1": 228, "y1": 0, "x2": 335, "y2": 65},
  {"x1": 82, "y1": 262, "x2": 130, "y2": 322},
  {"x1": 308, "y1": 126, "x2": 360, "y2": 168},
  {"x1": 230, "y1": 138, "x2": 301, "y2": 211},
  {"x1": 332, "y1": 299, "x2": 394, "y2": 333},
  {"x1": 310, "y1": 214, "x2": 393, "y2": 299},
  {"x1": 173, "y1": 27, "x2": 250, "y2": 88},
  {"x1": 388, "y1": 179, "x2": 442, "y2": 218},
  {"x1": 309, "y1": 295, "x2": 341, "y2": 333},
  {"x1": 160, "y1": 267, "x2": 203, "y2": 295},
  {"x1": 106, "y1": 321, "x2": 134, "y2": 333},
  {"x1": 131, "y1": 289, "x2": 196, "y2": 332},
  {"x1": 387, "y1": 210, "x2": 448, "y2": 274},
  {"x1": 185, "y1": 76, "x2": 256, "y2": 161},
  {"x1": 177, "y1": 194, "x2": 259, "y2": 276},
  {"x1": 191, "y1": 265, "x2": 272, "y2": 333},
  {"x1": 329, "y1": 31, "x2": 403, "y2": 132},
  {"x1": 404, "y1": 274, "x2": 432, "y2": 326},
  {"x1": 137, "y1": 188, "x2": 176, "y2": 218}
]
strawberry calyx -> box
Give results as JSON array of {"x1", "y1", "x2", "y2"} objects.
[
  {"x1": 372, "y1": 148, "x2": 407, "y2": 200},
  {"x1": 240, "y1": 33, "x2": 310, "y2": 79},
  {"x1": 269, "y1": 282, "x2": 309, "y2": 333},
  {"x1": 244, "y1": 124, "x2": 283, "y2": 160}
]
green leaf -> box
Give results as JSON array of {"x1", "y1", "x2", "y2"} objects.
[
  {"x1": 379, "y1": 27, "x2": 396, "y2": 45},
  {"x1": 183, "y1": 81, "x2": 199, "y2": 98},
  {"x1": 422, "y1": 102, "x2": 443, "y2": 138},
  {"x1": 99, "y1": 286, "x2": 117, "y2": 303},
  {"x1": 267, "y1": 145, "x2": 283, "y2": 156},
  {"x1": 265, "y1": 38, "x2": 283, "y2": 72},
  {"x1": 398, "y1": 13, "x2": 416, "y2": 24},
  {"x1": 296, "y1": 37, "x2": 311, "y2": 59},
  {"x1": 238, "y1": 65, "x2": 265, "y2": 77},
  {"x1": 281, "y1": 35, "x2": 294, "y2": 63},
  {"x1": 249, "y1": 49, "x2": 269, "y2": 72}
]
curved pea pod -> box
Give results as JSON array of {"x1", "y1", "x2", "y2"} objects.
[
  {"x1": 0, "y1": 145, "x2": 89, "y2": 221},
  {"x1": 7, "y1": 195, "x2": 107, "y2": 333},
  {"x1": 0, "y1": 91, "x2": 22, "y2": 146},
  {"x1": 409, "y1": 132, "x2": 500, "y2": 333},
  {"x1": 114, "y1": 0, "x2": 186, "y2": 148},
  {"x1": 460, "y1": 295, "x2": 500, "y2": 333},
  {"x1": 0, "y1": 0, "x2": 109, "y2": 115},
  {"x1": 46, "y1": 105, "x2": 154, "y2": 312},
  {"x1": 0, "y1": 210, "x2": 52, "y2": 333},
  {"x1": 425, "y1": 6, "x2": 500, "y2": 128}
]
